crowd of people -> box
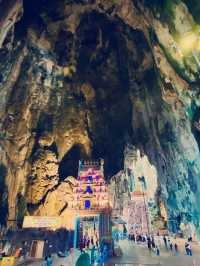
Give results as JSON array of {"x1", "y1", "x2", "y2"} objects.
[
  {"x1": 80, "y1": 234, "x2": 111, "y2": 265},
  {"x1": 128, "y1": 233, "x2": 193, "y2": 257},
  {"x1": 41, "y1": 232, "x2": 195, "y2": 265},
  {"x1": 76, "y1": 241, "x2": 109, "y2": 266},
  {"x1": 79, "y1": 235, "x2": 99, "y2": 252}
]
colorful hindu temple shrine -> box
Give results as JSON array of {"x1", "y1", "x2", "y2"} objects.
[
  {"x1": 23, "y1": 159, "x2": 112, "y2": 249},
  {"x1": 71, "y1": 159, "x2": 110, "y2": 210},
  {"x1": 72, "y1": 159, "x2": 111, "y2": 248}
]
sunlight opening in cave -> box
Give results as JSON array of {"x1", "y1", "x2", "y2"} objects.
[{"x1": 178, "y1": 31, "x2": 200, "y2": 54}]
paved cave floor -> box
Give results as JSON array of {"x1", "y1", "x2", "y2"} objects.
[{"x1": 17, "y1": 238, "x2": 200, "y2": 266}]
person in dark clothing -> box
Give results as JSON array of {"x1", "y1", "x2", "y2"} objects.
[
  {"x1": 91, "y1": 246, "x2": 95, "y2": 264},
  {"x1": 147, "y1": 240, "x2": 152, "y2": 252},
  {"x1": 79, "y1": 241, "x2": 84, "y2": 253},
  {"x1": 174, "y1": 243, "x2": 179, "y2": 255},
  {"x1": 83, "y1": 236, "x2": 86, "y2": 249},
  {"x1": 86, "y1": 238, "x2": 90, "y2": 249},
  {"x1": 163, "y1": 236, "x2": 167, "y2": 248},
  {"x1": 156, "y1": 246, "x2": 160, "y2": 256},
  {"x1": 91, "y1": 237, "x2": 94, "y2": 246},
  {"x1": 151, "y1": 237, "x2": 156, "y2": 249},
  {"x1": 169, "y1": 242, "x2": 173, "y2": 251},
  {"x1": 185, "y1": 242, "x2": 189, "y2": 255},
  {"x1": 76, "y1": 252, "x2": 90, "y2": 266}
]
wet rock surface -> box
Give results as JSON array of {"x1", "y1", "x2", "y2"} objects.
[{"x1": 0, "y1": 0, "x2": 200, "y2": 234}]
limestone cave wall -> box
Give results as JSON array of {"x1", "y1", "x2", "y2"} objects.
[{"x1": 0, "y1": 0, "x2": 200, "y2": 234}]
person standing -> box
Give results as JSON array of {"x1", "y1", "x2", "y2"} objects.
[
  {"x1": 42, "y1": 256, "x2": 48, "y2": 266},
  {"x1": 174, "y1": 243, "x2": 179, "y2": 256},
  {"x1": 79, "y1": 241, "x2": 84, "y2": 253},
  {"x1": 123, "y1": 224, "x2": 127, "y2": 239},
  {"x1": 156, "y1": 246, "x2": 160, "y2": 256},
  {"x1": 185, "y1": 242, "x2": 189, "y2": 256},
  {"x1": 76, "y1": 252, "x2": 90, "y2": 266},
  {"x1": 97, "y1": 252, "x2": 104, "y2": 266},
  {"x1": 147, "y1": 239, "x2": 152, "y2": 253},
  {"x1": 86, "y1": 238, "x2": 90, "y2": 249},
  {"x1": 163, "y1": 236, "x2": 167, "y2": 249},
  {"x1": 151, "y1": 237, "x2": 156, "y2": 250},
  {"x1": 96, "y1": 239, "x2": 99, "y2": 249},
  {"x1": 91, "y1": 236, "x2": 94, "y2": 246},
  {"x1": 83, "y1": 236, "x2": 86, "y2": 249},
  {"x1": 188, "y1": 243, "x2": 192, "y2": 256},
  {"x1": 169, "y1": 242, "x2": 173, "y2": 252},
  {"x1": 91, "y1": 246, "x2": 95, "y2": 264},
  {"x1": 47, "y1": 255, "x2": 53, "y2": 266}
]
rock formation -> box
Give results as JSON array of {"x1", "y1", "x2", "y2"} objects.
[{"x1": 0, "y1": 0, "x2": 200, "y2": 235}]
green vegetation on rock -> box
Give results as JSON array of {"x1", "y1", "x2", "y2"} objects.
[
  {"x1": 183, "y1": 0, "x2": 200, "y2": 23},
  {"x1": 145, "y1": 0, "x2": 181, "y2": 20}
]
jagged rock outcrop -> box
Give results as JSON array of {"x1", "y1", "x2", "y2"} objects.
[
  {"x1": 0, "y1": 0, "x2": 23, "y2": 48},
  {"x1": 32, "y1": 176, "x2": 76, "y2": 217},
  {"x1": 27, "y1": 149, "x2": 59, "y2": 205},
  {"x1": 0, "y1": 0, "x2": 200, "y2": 235}
]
